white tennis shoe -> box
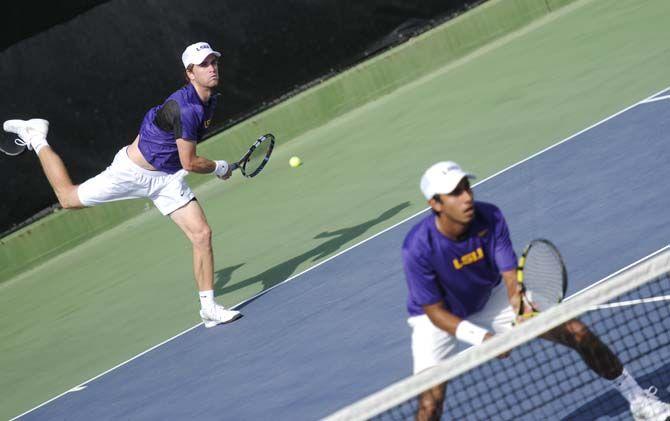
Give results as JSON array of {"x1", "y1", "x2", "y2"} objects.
[
  {"x1": 200, "y1": 304, "x2": 241, "y2": 328},
  {"x1": 3, "y1": 118, "x2": 49, "y2": 151},
  {"x1": 630, "y1": 386, "x2": 670, "y2": 421}
]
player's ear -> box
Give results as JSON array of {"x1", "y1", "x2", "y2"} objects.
[
  {"x1": 428, "y1": 194, "x2": 443, "y2": 213},
  {"x1": 185, "y1": 64, "x2": 195, "y2": 82}
]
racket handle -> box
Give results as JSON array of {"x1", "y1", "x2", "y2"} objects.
[{"x1": 230, "y1": 162, "x2": 239, "y2": 171}]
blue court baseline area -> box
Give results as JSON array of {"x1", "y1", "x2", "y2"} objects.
[{"x1": 19, "y1": 88, "x2": 670, "y2": 420}]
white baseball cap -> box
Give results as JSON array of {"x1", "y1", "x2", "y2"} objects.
[
  {"x1": 420, "y1": 161, "x2": 475, "y2": 199},
  {"x1": 181, "y1": 42, "x2": 221, "y2": 69}
]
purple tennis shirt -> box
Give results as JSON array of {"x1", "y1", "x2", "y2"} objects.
[
  {"x1": 138, "y1": 83, "x2": 218, "y2": 174},
  {"x1": 402, "y1": 202, "x2": 518, "y2": 318}
]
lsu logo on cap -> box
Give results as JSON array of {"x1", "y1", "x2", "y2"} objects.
[
  {"x1": 453, "y1": 247, "x2": 484, "y2": 270},
  {"x1": 195, "y1": 43, "x2": 211, "y2": 51}
]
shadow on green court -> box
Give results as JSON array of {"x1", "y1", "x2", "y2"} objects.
[
  {"x1": 214, "y1": 201, "x2": 411, "y2": 299},
  {"x1": 213, "y1": 263, "x2": 246, "y2": 294}
]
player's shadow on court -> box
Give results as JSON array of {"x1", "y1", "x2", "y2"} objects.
[
  {"x1": 213, "y1": 201, "x2": 411, "y2": 301},
  {"x1": 213, "y1": 263, "x2": 245, "y2": 293},
  {"x1": 560, "y1": 362, "x2": 670, "y2": 420}
]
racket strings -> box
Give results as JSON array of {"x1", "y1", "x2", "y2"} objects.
[
  {"x1": 242, "y1": 136, "x2": 273, "y2": 176},
  {"x1": 522, "y1": 244, "x2": 565, "y2": 309}
]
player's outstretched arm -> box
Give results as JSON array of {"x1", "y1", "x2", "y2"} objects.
[{"x1": 176, "y1": 138, "x2": 231, "y2": 178}]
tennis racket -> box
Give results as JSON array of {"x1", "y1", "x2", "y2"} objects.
[
  {"x1": 516, "y1": 239, "x2": 568, "y2": 320},
  {"x1": 0, "y1": 132, "x2": 27, "y2": 156},
  {"x1": 230, "y1": 133, "x2": 275, "y2": 178}
]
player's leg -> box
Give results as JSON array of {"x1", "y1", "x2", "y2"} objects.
[
  {"x1": 543, "y1": 319, "x2": 621, "y2": 379},
  {"x1": 35, "y1": 146, "x2": 84, "y2": 208},
  {"x1": 169, "y1": 200, "x2": 215, "y2": 291},
  {"x1": 417, "y1": 383, "x2": 447, "y2": 421},
  {"x1": 3, "y1": 119, "x2": 83, "y2": 208},
  {"x1": 408, "y1": 314, "x2": 456, "y2": 420},
  {"x1": 544, "y1": 320, "x2": 670, "y2": 420},
  {"x1": 481, "y1": 279, "x2": 670, "y2": 420},
  {"x1": 169, "y1": 199, "x2": 240, "y2": 327}
]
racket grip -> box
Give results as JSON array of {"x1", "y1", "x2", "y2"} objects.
[{"x1": 230, "y1": 162, "x2": 239, "y2": 171}]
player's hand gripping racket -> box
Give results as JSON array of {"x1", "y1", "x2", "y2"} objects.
[
  {"x1": 230, "y1": 133, "x2": 275, "y2": 178},
  {"x1": 516, "y1": 239, "x2": 567, "y2": 322}
]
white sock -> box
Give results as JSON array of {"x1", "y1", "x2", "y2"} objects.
[
  {"x1": 612, "y1": 368, "x2": 645, "y2": 403},
  {"x1": 32, "y1": 138, "x2": 49, "y2": 155},
  {"x1": 198, "y1": 290, "x2": 215, "y2": 309}
]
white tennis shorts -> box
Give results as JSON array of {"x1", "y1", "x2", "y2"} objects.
[
  {"x1": 408, "y1": 282, "x2": 516, "y2": 374},
  {"x1": 77, "y1": 147, "x2": 195, "y2": 215}
]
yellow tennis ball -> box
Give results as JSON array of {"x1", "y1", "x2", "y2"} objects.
[{"x1": 289, "y1": 156, "x2": 302, "y2": 168}]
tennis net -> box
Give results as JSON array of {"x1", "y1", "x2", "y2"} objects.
[{"x1": 325, "y1": 247, "x2": 670, "y2": 421}]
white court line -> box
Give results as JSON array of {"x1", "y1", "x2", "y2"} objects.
[
  {"x1": 11, "y1": 87, "x2": 670, "y2": 421},
  {"x1": 565, "y1": 245, "x2": 670, "y2": 301},
  {"x1": 640, "y1": 94, "x2": 670, "y2": 104},
  {"x1": 590, "y1": 295, "x2": 670, "y2": 310},
  {"x1": 474, "y1": 85, "x2": 670, "y2": 187}
]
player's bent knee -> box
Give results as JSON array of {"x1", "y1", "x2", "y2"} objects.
[
  {"x1": 57, "y1": 186, "x2": 85, "y2": 209},
  {"x1": 59, "y1": 198, "x2": 83, "y2": 209},
  {"x1": 564, "y1": 320, "x2": 589, "y2": 341},
  {"x1": 190, "y1": 225, "x2": 212, "y2": 248}
]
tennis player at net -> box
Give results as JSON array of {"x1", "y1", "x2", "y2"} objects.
[
  {"x1": 3, "y1": 42, "x2": 240, "y2": 328},
  {"x1": 402, "y1": 161, "x2": 670, "y2": 421}
]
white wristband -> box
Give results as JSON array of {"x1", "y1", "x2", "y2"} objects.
[
  {"x1": 455, "y1": 320, "x2": 489, "y2": 346},
  {"x1": 213, "y1": 160, "x2": 229, "y2": 177}
]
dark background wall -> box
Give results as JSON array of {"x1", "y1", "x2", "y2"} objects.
[
  {"x1": 1, "y1": 0, "x2": 483, "y2": 235},
  {"x1": 3, "y1": 1, "x2": 110, "y2": 49}
]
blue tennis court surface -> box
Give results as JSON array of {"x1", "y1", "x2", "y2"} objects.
[{"x1": 18, "y1": 89, "x2": 670, "y2": 420}]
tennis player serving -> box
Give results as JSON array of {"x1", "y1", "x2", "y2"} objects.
[
  {"x1": 403, "y1": 161, "x2": 670, "y2": 421},
  {"x1": 3, "y1": 42, "x2": 241, "y2": 328}
]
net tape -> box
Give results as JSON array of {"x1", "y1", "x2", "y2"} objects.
[{"x1": 325, "y1": 247, "x2": 670, "y2": 421}]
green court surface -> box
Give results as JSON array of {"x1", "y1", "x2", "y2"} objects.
[{"x1": 2, "y1": 0, "x2": 669, "y2": 418}]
